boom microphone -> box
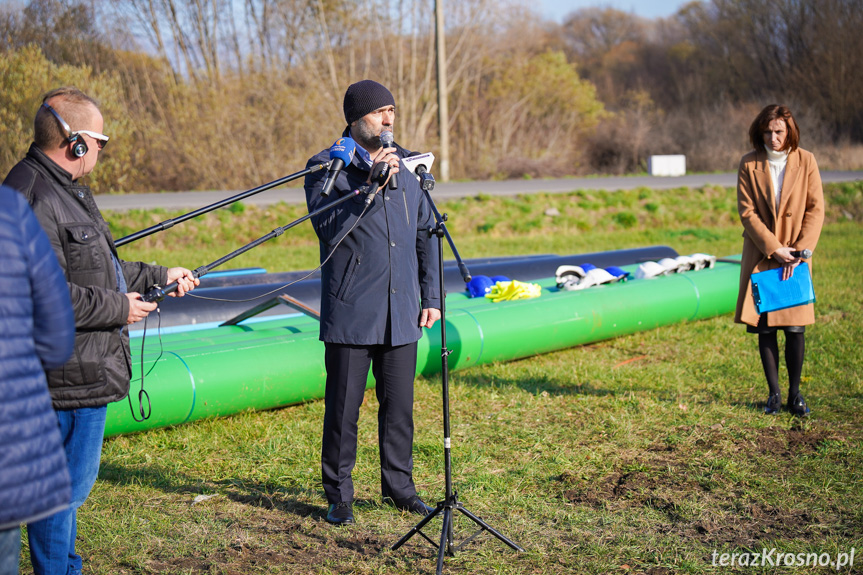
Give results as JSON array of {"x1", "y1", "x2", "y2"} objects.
[
  {"x1": 790, "y1": 249, "x2": 812, "y2": 259},
  {"x1": 379, "y1": 130, "x2": 398, "y2": 190},
  {"x1": 321, "y1": 137, "x2": 356, "y2": 196}
]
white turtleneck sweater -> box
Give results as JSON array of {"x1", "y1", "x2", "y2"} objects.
[{"x1": 765, "y1": 148, "x2": 788, "y2": 214}]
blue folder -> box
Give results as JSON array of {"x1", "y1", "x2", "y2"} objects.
[{"x1": 750, "y1": 262, "x2": 815, "y2": 314}]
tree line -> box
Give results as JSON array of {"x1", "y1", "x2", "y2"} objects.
[{"x1": 1, "y1": 0, "x2": 860, "y2": 194}]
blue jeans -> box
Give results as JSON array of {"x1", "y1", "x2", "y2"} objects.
[
  {"x1": 0, "y1": 528, "x2": 21, "y2": 575},
  {"x1": 27, "y1": 406, "x2": 106, "y2": 575}
]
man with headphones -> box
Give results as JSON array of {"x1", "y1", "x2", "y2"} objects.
[{"x1": 2, "y1": 87, "x2": 199, "y2": 575}]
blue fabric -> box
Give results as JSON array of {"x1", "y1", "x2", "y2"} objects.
[
  {"x1": 0, "y1": 186, "x2": 74, "y2": 532},
  {"x1": 27, "y1": 406, "x2": 106, "y2": 575},
  {"x1": 467, "y1": 275, "x2": 494, "y2": 298},
  {"x1": 353, "y1": 141, "x2": 373, "y2": 167},
  {"x1": 111, "y1": 253, "x2": 128, "y2": 294},
  {"x1": 0, "y1": 528, "x2": 21, "y2": 575},
  {"x1": 304, "y1": 129, "x2": 441, "y2": 346},
  {"x1": 605, "y1": 266, "x2": 630, "y2": 279}
]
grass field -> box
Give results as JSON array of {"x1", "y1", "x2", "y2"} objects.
[{"x1": 20, "y1": 182, "x2": 863, "y2": 574}]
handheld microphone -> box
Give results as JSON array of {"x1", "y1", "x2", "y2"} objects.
[
  {"x1": 379, "y1": 130, "x2": 398, "y2": 190},
  {"x1": 321, "y1": 137, "x2": 356, "y2": 197},
  {"x1": 790, "y1": 249, "x2": 812, "y2": 259}
]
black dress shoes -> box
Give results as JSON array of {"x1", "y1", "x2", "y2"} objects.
[
  {"x1": 389, "y1": 495, "x2": 435, "y2": 516},
  {"x1": 764, "y1": 392, "x2": 782, "y2": 415},
  {"x1": 788, "y1": 394, "x2": 811, "y2": 417},
  {"x1": 326, "y1": 501, "x2": 354, "y2": 525}
]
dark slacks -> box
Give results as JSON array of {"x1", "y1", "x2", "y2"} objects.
[{"x1": 322, "y1": 341, "x2": 419, "y2": 504}]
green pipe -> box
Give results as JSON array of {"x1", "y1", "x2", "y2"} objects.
[
  {"x1": 106, "y1": 261, "x2": 738, "y2": 436},
  {"x1": 111, "y1": 333, "x2": 333, "y2": 436},
  {"x1": 134, "y1": 314, "x2": 321, "y2": 347},
  {"x1": 416, "y1": 262, "x2": 738, "y2": 374}
]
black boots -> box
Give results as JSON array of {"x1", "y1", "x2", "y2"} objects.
[
  {"x1": 788, "y1": 394, "x2": 811, "y2": 417},
  {"x1": 764, "y1": 393, "x2": 782, "y2": 415}
]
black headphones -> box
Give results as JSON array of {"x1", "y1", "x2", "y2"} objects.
[{"x1": 41, "y1": 102, "x2": 88, "y2": 158}]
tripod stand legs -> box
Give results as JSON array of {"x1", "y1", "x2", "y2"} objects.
[
  {"x1": 436, "y1": 506, "x2": 453, "y2": 574},
  {"x1": 392, "y1": 493, "x2": 524, "y2": 575},
  {"x1": 391, "y1": 503, "x2": 441, "y2": 551},
  {"x1": 456, "y1": 504, "x2": 524, "y2": 552},
  {"x1": 390, "y1": 205, "x2": 523, "y2": 573}
]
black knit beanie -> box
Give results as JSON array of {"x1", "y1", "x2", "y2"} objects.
[{"x1": 343, "y1": 80, "x2": 395, "y2": 125}]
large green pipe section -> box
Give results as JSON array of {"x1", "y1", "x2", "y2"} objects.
[
  {"x1": 106, "y1": 260, "x2": 740, "y2": 437},
  {"x1": 111, "y1": 332, "x2": 332, "y2": 435},
  {"x1": 415, "y1": 261, "x2": 737, "y2": 373}
]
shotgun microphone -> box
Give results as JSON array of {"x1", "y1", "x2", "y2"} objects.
[
  {"x1": 790, "y1": 249, "x2": 812, "y2": 259},
  {"x1": 321, "y1": 137, "x2": 356, "y2": 196},
  {"x1": 379, "y1": 130, "x2": 398, "y2": 190}
]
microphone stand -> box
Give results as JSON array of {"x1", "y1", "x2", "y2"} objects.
[
  {"x1": 140, "y1": 184, "x2": 371, "y2": 302},
  {"x1": 115, "y1": 162, "x2": 330, "y2": 247},
  {"x1": 391, "y1": 170, "x2": 524, "y2": 573}
]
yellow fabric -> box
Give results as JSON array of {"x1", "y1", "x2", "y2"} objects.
[{"x1": 484, "y1": 280, "x2": 542, "y2": 302}]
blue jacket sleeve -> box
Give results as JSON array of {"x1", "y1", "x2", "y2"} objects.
[{"x1": 19, "y1": 193, "x2": 75, "y2": 370}]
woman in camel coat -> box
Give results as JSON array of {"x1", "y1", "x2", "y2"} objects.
[{"x1": 735, "y1": 104, "x2": 824, "y2": 416}]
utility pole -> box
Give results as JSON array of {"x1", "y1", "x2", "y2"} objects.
[{"x1": 435, "y1": 0, "x2": 450, "y2": 182}]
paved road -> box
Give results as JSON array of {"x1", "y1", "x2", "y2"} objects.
[{"x1": 93, "y1": 171, "x2": 863, "y2": 212}]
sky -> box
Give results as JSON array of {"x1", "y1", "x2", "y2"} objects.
[{"x1": 538, "y1": 0, "x2": 692, "y2": 23}]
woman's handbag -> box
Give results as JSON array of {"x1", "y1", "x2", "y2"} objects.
[{"x1": 750, "y1": 262, "x2": 816, "y2": 314}]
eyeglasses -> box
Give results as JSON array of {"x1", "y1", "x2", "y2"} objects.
[{"x1": 75, "y1": 130, "x2": 109, "y2": 150}]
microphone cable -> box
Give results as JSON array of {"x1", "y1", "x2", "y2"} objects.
[
  {"x1": 181, "y1": 196, "x2": 374, "y2": 303},
  {"x1": 129, "y1": 307, "x2": 162, "y2": 421}
]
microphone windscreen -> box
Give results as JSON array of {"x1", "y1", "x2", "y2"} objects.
[
  {"x1": 329, "y1": 137, "x2": 356, "y2": 164},
  {"x1": 380, "y1": 130, "x2": 394, "y2": 149}
]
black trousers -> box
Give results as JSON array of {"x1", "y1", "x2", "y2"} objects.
[{"x1": 321, "y1": 341, "x2": 418, "y2": 504}]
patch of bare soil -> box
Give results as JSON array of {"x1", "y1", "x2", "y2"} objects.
[
  {"x1": 557, "y1": 423, "x2": 851, "y2": 549},
  {"x1": 748, "y1": 426, "x2": 833, "y2": 458},
  {"x1": 142, "y1": 504, "x2": 437, "y2": 575}
]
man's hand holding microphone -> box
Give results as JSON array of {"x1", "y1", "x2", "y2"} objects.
[{"x1": 364, "y1": 131, "x2": 400, "y2": 205}]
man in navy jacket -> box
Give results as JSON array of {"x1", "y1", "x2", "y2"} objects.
[
  {"x1": 0, "y1": 186, "x2": 75, "y2": 575},
  {"x1": 304, "y1": 80, "x2": 441, "y2": 525}
]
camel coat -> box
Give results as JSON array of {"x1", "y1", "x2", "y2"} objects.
[{"x1": 734, "y1": 147, "x2": 825, "y2": 327}]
